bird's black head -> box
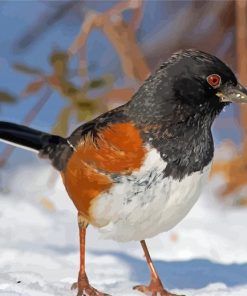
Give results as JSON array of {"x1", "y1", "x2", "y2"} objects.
[{"x1": 128, "y1": 49, "x2": 247, "y2": 127}]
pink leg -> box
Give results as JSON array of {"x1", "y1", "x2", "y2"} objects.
[
  {"x1": 133, "y1": 240, "x2": 184, "y2": 296},
  {"x1": 71, "y1": 215, "x2": 110, "y2": 296}
]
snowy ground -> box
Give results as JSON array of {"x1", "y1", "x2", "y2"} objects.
[{"x1": 0, "y1": 163, "x2": 247, "y2": 296}]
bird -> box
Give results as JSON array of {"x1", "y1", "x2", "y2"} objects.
[{"x1": 0, "y1": 49, "x2": 247, "y2": 296}]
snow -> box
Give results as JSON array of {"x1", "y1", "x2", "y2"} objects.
[{"x1": 0, "y1": 163, "x2": 247, "y2": 296}]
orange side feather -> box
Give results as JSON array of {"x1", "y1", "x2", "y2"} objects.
[{"x1": 62, "y1": 122, "x2": 146, "y2": 222}]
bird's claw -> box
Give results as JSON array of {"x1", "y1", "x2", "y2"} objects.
[
  {"x1": 133, "y1": 282, "x2": 184, "y2": 296},
  {"x1": 71, "y1": 282, "x2": 78, "y2": 290},
  {"x1": 71, "y1": 281, "x2": 111, "y2": 296}
]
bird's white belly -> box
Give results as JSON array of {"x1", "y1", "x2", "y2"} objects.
[{"x1": 91, "y1": 149, "x2": 211, "y2": 242}]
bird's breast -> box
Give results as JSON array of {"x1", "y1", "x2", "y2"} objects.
[{"x1": 90, "y1": 149, "x2": 211, "y2": 242}]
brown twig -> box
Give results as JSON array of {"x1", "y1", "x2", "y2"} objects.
[{"x1": 69, "y1": 0, "x2": 150, "y2": 82}]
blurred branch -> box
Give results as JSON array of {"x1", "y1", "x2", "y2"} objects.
[
  {"x1": 14, "y1": 1, "x2": 81, "y2": 52},
  {"x1": 21, "y1": 79, "x2": 45, "y2": 97},
  {"x1": 69, "y1": 0, "x2": 150, "y2": 82},
  {"x1": 102, "y1": 87, "x2": 135, "y2": 104},
  {"x1": 68, "y1": 10, "x2": 98, "y2": 57},
  {"x1": 13, "y1": 63, "x2": 44, "y2": 76},
  {"x1": 52, "y1": 105, "x2": 73, "y2": 137},
  {"x1": 129, "y1": 0, "x2": 144, "y2": 31},
  {"x1": 107, "y1": 0, "x2": 144, "y2": 30},
  {"x1": 0, "y1": 91, "x2": 16, "y2": 104},
  {"x1": 11, "y1": 50, "x2": 112, "y2": 140}
]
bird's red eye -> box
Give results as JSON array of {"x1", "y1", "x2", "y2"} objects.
[{"x1": 207, "y1": 74, "x2": 221, "y2": 88}]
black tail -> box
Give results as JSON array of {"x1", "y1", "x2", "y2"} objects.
[
  {"x1": 0, "y1": 121, "x2": 71, "y2": 171},
  {"x1": 0, "y1": 121, "x2": 52, "y2": 151}
]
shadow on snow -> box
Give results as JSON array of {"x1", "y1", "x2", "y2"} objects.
[{"x1": 91, "y1": 250, "x2": 247, "y2": 290}]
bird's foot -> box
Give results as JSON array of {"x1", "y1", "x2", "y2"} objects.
[
  {"x1": 133, "y1": 278, "x2": 184, "y2": 296},
  {"x1": 71, "y1": 274, "x2": 110, "y2": 296}
]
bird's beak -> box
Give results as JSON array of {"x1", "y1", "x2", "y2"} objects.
[{"x1": 216, "y1": 83, "x2": 247, "y2": 103}]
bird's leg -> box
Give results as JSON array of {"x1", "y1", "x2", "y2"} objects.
[
  {"x1": 133, "y1": 240, "x2": 183, "y2": 296},
  {"x1": 71, "y1": 213, "x2": 110, "y2": 296}
]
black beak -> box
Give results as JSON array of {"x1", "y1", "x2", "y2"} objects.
[{"x1": 216, "y1": 83, "x2": 247, "y2": 103}]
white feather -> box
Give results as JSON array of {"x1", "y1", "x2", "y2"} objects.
[
  {"x1": 0, "y1": 139, "x2": 39, "y2": 153},
  {"x1": 91, "y1": 149, "x2": 211, "y2": 242}
]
